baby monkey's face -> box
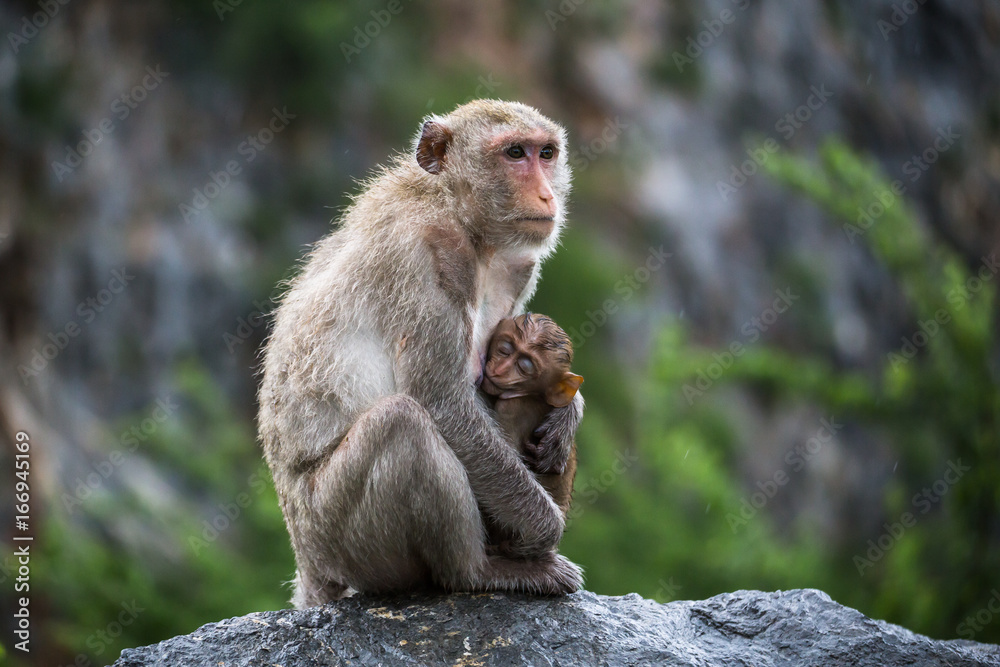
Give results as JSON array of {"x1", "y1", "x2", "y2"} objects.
[{"x1": 481, "y1": 314, "x2": 583, "y2": 408}]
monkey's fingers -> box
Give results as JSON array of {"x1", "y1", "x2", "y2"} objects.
[
  {"x1": 524, "y1": 441, "x2": 566, "y2": 475},
  {"x1": 520, "y1": 440, "x2": 543, "y2": 468}
]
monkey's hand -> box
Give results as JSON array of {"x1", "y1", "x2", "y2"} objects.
[{"x1": 524, "y1": 392, "x2": 583, "y2": 474}]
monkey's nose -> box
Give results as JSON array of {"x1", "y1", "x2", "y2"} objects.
[{"x1": 538, "y1": 181, "x2": 554, "y2": 203}]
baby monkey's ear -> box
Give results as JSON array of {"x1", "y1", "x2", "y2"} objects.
[{"x1": 546, "y1": 372, "x2": 584, "y2": 408}]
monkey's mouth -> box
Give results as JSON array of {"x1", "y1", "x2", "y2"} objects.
[
  {"x1": 517, "y1": 217, "x2": 556, "y2": 238},
  {"x1": 479, "y1": 374, "x2": 504, "y2": 397}
]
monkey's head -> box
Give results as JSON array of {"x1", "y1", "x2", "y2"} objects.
[
  {"x1": 413, "y1": 100, "x2": 571, "y2": 251},
  {"x1": 481, "y1": 313, "x2": 583, "y2": 408}
]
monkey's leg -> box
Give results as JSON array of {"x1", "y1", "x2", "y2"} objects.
[
  {"x1": 295, "y1": 394, "x2": 482, "y2": 602},
  {"x1": 299, "y1": 394, "x2": 581, "y2": 603}
]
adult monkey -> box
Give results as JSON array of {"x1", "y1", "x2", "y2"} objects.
[{"x1": 259, "y1": 100, "x2": 584, "y2": 607}]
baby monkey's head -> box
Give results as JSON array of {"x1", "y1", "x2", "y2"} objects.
[{"x1": 481, "y1": 313, "x2": 583, "y2": 407}]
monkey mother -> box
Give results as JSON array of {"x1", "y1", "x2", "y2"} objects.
[{"x1": 258, "y1": 100, "x2": 584, "y2": 608}]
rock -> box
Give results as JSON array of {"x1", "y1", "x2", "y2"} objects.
[{"x1": 112, "y1": 589, "x2": 1000, "y2": 666}]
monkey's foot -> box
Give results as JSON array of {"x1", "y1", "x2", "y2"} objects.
[{"x1": 479, "y1": 552, "x2": 584, "y2": 595}]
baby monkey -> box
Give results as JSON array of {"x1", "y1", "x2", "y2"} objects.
[{"x1": 480, "y1": 313, "x2": 584, "y2": 522}]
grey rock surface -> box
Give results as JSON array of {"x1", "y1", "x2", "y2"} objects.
[{"x1": 112, "y1": 589, "x2": 1000, "y2": 666}]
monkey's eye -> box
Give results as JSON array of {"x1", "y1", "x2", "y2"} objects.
[
  {"x1": 506, "y1": 145, "x2": 526, "y2": 159},
  {"x1": 539, "y1": 145, "x2": 555, "y2": 160},
  {"x1": 517, "y1": 357, "x2": 535, "y2": 374},
  {"x1": 497, "y1": 341, "x2": 514, "y2": 356}
]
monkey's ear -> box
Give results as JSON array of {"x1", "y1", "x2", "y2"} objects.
[
  {"x1": 416, "y1": 120, "x2": 452, "y2": 174},
  {"x1": 546, "y1": 372, "x2": 583, "y2": 408}
]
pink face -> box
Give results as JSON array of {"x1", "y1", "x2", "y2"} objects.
[{"x1": 488, "y1": 129, "x2": 561, "y2": 230}]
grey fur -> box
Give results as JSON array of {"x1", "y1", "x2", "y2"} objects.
[{"x1": 258, "y1": 100, "x2": 584, "y2": 608}]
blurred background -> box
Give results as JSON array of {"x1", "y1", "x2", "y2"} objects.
[{"x1": 1, "y1": 0, "x2": 998, "y2": 664}]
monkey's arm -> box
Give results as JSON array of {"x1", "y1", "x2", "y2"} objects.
[
  {"x1": 526, "y1": 391, "x2": 584, "y2": 474},
  {"x1": 538, "y1": 445, "x2": 577, "y2": 518},
  {"x1": 396, "y1": 312, "x2": 566, "y2": 557}
]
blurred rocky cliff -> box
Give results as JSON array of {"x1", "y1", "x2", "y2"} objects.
[{"x1": 0, "y1": 0, "x2": 998, "y2": 663}]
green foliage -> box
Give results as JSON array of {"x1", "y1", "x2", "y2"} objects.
[
  {"x1": 758, "y1": 140, "x2": 999, "y2": 639},
  {"x1": 17, "y1": 6, "x2": 996, "y2": 654},
  {"x1": 559, "y1": 138, "x2": 997, "y2": 643}
]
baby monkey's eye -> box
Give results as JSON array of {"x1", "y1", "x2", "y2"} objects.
[
  {"x1": 497, "y1": 341, "x2": 514, "y2": 356},
  {"x1": 517, "y1": 357, "x2": 535, "y2": 374},
  {"x1": 506, "y1": 145, "x2": 526, "y2": 159},
  {"x1": 539, "y1": 145, "x2": 555, "y2": 160}
]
